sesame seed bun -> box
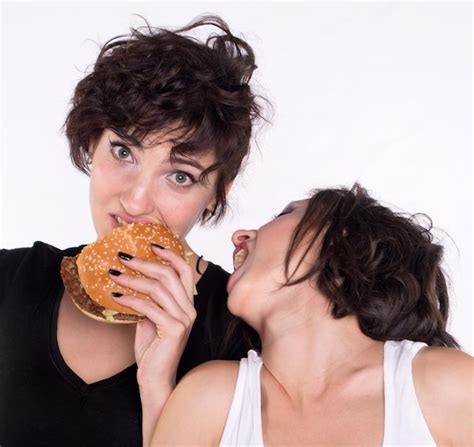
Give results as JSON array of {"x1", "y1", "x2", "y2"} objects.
[{"x1": 60, "y1": 223, "x2": 185, "y2": 324}]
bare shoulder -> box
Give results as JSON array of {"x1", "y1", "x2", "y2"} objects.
[
  {"x1": 172, "y1": 360, "x2": 241, "y2": 409},
  {"x1": 180, "y1": 359, "x2": 241, "y2": 391},
  {"x1": 413, "y1": 346, "x2": 472, "y2": 393},
  {"x1": 413, "y1": 346, "x2": 473, "y2": 446},
  {"x1": 151, "y1": 360, "x2": 240, "y2": 446}
]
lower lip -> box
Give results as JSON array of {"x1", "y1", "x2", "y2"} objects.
[
  {"x1": 110, "y1": 215, "x2": 121, "y2": 229},
  {"x1": 227, "y1": 267, "x2": 242, "y2": 293}
]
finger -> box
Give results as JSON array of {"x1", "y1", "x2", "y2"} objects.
[
  {"x1": 109, "y1": 272, "x2": 195, "y2": 323},
  {"x1": 117, "y1": 254, "x2": 194, "y2": 314},
  {"x1": 112, "y1": 294, "x2": 188, "y2": 339},
  {"x1": 151, "y1": 245, "x2": 194, "y2": 298},
  {"x1": 112, "y1": 294, "x2": 170, "y2": 326}
]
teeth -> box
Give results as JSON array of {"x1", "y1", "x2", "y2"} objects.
[
  {"x1": 233, "y1": 248, "x2": 247, "y2": 271},
  {"x1": 115, "y1": 216, "x2": 129, "y2": 226}
]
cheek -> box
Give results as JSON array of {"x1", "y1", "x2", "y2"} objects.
[
  {"x1": 228, "y1": 249, "x2": 289, "y2": 317},
  {"x1": 157, "y1": 189, "x2": 214, "y2": 238},
  {"x1": 253, "y1": 241, "x2": 289, "y2": 285},
  {"x1": 89, "y1": 157, "x2": 122, "y2": 203}
]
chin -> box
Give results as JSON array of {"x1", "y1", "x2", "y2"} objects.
[
  {"x1": 94, "y1": 225, "x2": 107, "y2": 240},
  {"x1": 227, "y1": 287, "x2": 252, "y2": 321},
  {"x1": 226, "y1": 289, "x2": 243, "y2": 318}
]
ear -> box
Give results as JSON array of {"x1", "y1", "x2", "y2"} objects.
[
  {"x1": 224, "y1": 180, "x2": 234, "y2": 196},
  {"x1": 86, "y1": 136, "x2": 102, "y2": 165}
]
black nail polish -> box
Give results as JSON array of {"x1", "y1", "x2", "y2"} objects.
[
  {"x1": 112, "y1": 292, "x2": 123, "y2": 298},
  {"x1": 118, "y1": 251, "x2": 133, "y2": 261},
  {"x1": 109, "y1": 268, "x2": 122, "y2": 276},
  {"x1": 151, "y1": 243, "x2": 165, "y2": 249}
]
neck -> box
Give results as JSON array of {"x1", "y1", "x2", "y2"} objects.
[
  {"x1": 181, "y1": 239, "x2": 208, "y2": 285},
  {"x1": 258, "y1": 290, "x2": 383, "y2": 405}
]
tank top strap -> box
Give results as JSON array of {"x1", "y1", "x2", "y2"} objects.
[
  {"x1": 382, "y1": 340, "x2": 436, "y2": 446},
  {"x1": 220, "y1": 350, "x2": 264, "y2": 446}
]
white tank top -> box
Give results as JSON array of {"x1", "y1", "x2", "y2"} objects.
[{"x1": 219, "y1": 340, "x2": 436, "y2": 446}]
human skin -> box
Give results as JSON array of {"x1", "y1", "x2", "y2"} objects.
[
  {"x1": 80, "y1": 128, "x2": 226, "y2": 445},
  {"x1": 89, "y1": 129, "x2": 219, "y2": 243},
  {"x1": 138, "y1": 200, "x2": 474, "y2": 446}
]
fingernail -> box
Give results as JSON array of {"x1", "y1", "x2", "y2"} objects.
[
  {"x1": 151, "y1": 243, "x2": 165, "y2": 250},
  {"x1": 118, "y1": 251, "x2": 133, "y2": 261},
  {"x1": 112, "y1": 292, "x2": 123, "y2": 298},
  {"x1": 109, "y1": 268, "x2": 122, "y2": 276}
]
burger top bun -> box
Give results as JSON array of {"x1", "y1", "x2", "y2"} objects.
[{"x1": 76, "y1": 223, "x2": 185, "y2": 318}]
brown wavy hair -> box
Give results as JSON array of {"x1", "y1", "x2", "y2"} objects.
[
  {"x1": 64, "y1": 15, "x2": 267, "y2": 223},
  {"x1": 284, "y1": 183, "x2": 459, "y2": 348},
  {"x1": 223, "y1": 183, "x2": 458, "y2": 355}
]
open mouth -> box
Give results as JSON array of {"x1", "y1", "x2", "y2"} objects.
[{"x1": 112, "y1": 215, "x2": 155, "y2": 227}]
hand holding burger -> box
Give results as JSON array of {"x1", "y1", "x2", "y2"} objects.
[{"x1": 61, "y1": 222, "x2": 197, "y2": 396}]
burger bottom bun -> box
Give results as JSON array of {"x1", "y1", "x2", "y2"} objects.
[{"x1": 60, "y1": 255, "x2": 144, "y2": 324}]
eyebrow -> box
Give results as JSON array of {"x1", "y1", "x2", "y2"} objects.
[
  {"x1": 171, "y1": 156, "x2": 206, "y2": 171},
  {"x1": 110, "y1": 135, "x2": 207, "y2": 172}
]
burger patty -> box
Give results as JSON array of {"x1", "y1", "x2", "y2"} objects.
[{"x1": 60, "y1": 255, "x2": 143, "y2": 322}]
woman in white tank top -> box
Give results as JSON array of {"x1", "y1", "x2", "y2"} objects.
[{"x1": 146, "y1": 184, "x2": 472, "y2": 446}]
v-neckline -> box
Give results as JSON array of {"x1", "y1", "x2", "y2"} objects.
[
  {"x1": 49, "y1": 282, "x2": 137, "y2": 394},
  {"x1": 48, "y1": 249, "x2": 218, "y2": 394}
]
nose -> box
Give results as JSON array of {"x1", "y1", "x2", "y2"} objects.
[
  {"x1": 119, "y1": 176, "x2": 156, "y2": 217},
  {"x1": 231, "y1": 229, "x2": 257, "y2": 247}
]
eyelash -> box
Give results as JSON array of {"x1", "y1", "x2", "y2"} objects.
[
  {"x1": 272, "y1": 209, "x2": 292, "y2": 219},
  {"x1": 110, "y1": 141, "x2": 133, "y2": 162},
  {"x1": 173, "y1": 171, "x2": 198, "y2": 187},
  {"x1": 109, "y1": 141, "x2": 198, "y2": 187}
]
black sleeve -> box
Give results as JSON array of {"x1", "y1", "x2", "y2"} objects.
[{"x1": 0, "y1": 247, "x2": 30, "y2": 305}]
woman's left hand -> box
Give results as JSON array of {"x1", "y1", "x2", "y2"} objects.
[{"x1": 110, "y1": 244, "x2": 196, "y2": 391}]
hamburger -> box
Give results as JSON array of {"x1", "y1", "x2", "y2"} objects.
[{"x1": 60, "y1": 223, "x2": 185, "y2": 324}]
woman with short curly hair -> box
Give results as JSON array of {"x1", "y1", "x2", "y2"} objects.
[{"x1": 0, "y1": 15, "x2": 264, "y2": 447}]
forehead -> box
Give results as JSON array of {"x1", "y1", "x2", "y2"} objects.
[{"x1": 287, "y1": 199, "x2": 310, "y2": 209}]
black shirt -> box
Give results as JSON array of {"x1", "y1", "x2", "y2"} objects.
[{"x1": 0, "y1": 241, "x2": 252, "y2": 447}]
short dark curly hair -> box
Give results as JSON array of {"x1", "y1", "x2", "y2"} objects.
[
  {"x1": 64, "y1": 15, "x2": 266, "y2": 223},
  {"x1": 285, "y1": 183, "x2": 459, "y2": 348}
]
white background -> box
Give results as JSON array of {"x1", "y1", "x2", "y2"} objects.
[{"x1": 1, "y1": 2, "x2": 472, "y2": 353}]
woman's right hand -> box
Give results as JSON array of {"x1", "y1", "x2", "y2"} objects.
[
  {"x1": 111, "y1": 244, "x2": 196, "y2": 389},
  {"x1": 109, "y1": 244, "x2": 197, "y2": 446}
]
